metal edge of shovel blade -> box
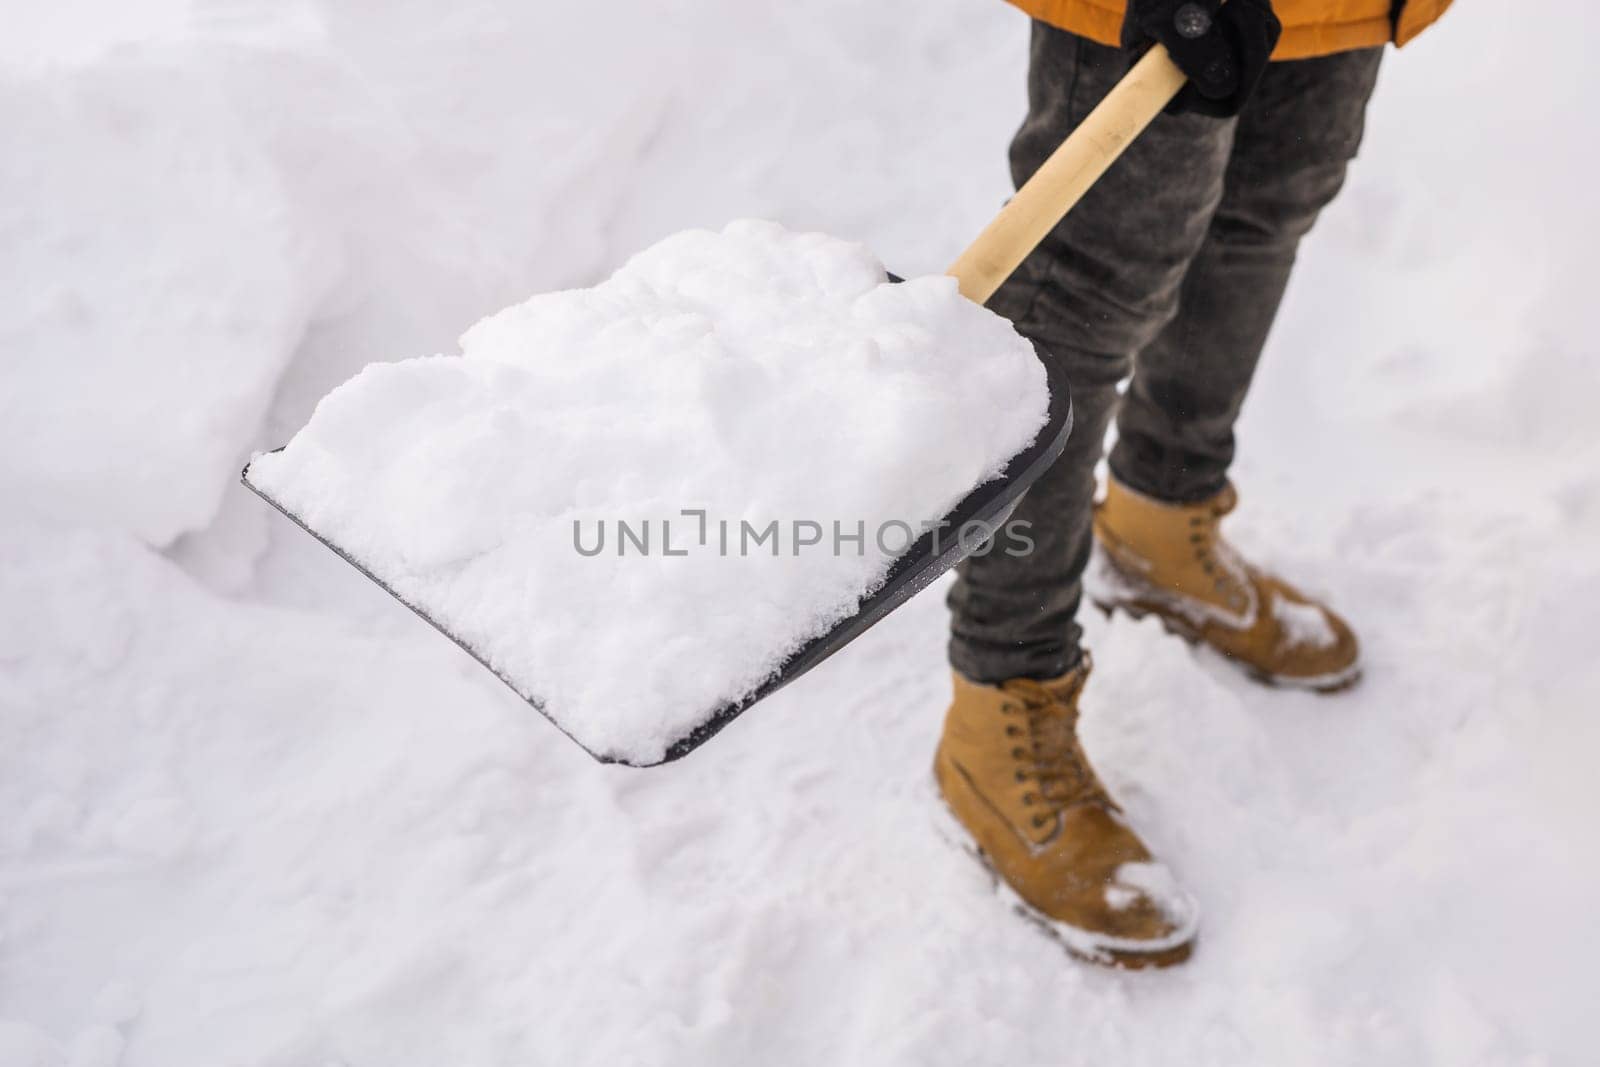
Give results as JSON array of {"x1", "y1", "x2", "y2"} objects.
[{"x1": 240, "y1": 350, "x2": 1071, "y2": 769}]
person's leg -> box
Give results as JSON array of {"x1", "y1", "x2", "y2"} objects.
[
  {"x1": 947, "y1": 23, "x2": 1236, "y2": 684},
  {"x1": 1108, "y1": 48, "x2": 1385, "y2": 503},
  {"x1": 1088, "y1": 48, "x2": 1383, "y2": 691}
]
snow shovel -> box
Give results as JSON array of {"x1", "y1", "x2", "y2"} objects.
[{"x1": 243, "y1": 47, "x2": 1188, "y2": 766}]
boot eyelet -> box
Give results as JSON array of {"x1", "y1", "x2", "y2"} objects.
[
  {"x1": 1004, "y1": 725, "x2": 1021, "y2": 737},
  {"x1": 1011, "y1": 747, "x2": 1026, "y2": 760},
  {"x1": 1032, "y1": 815, "x2": 1048, "y2": 828},
  {"x1": 1022, "y1": 792, "x2": 1037, "y2": 805},
  {"x1": 1014, "y1": 770, "x2": 1027, "y2": 782}
]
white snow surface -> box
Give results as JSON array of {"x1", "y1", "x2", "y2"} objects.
[
  {"x1": 0, "y1": 54, "x2": 332, "y2": 545},
  {"x1": 247, "y1": 221, "x2": 1047, "y2": 762},
  {"x1": 3, "y1": 1, "x2": 1598, "y2": 1065}
]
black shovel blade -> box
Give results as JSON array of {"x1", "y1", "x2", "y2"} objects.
[{"x1": 243, "y1": 308, "x2": 1072, "y2": 768}]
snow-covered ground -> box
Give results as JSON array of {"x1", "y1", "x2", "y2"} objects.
[{"x1": 2, "y1": 1, "x2": 1595, "y2": 1064}]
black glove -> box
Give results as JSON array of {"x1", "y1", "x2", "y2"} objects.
[{"x1": 1121, "y1": 0, "x2": 1282, "y2": 117}]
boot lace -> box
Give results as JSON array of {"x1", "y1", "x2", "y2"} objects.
[
  {"x1": 1186, "y1": 487, "x2": 1248, "y2": 607},
  {"x1": 1000, "y1": 669, "x2": 1111, "y2": 826}
]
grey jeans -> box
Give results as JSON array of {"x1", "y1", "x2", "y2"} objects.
[{"x1": 947, "y1": 24, "x2": 1383, "y2": 684}]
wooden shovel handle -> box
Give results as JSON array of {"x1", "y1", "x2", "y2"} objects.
[{"x1": 946, "y1": 44, "x2": 1187, "y2": 305}]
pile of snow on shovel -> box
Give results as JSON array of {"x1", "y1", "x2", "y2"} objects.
[{"x1": 249, "y1": 220, "x2": 1048, "y2": 761}]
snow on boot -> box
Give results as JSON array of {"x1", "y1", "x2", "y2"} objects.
[
  {"x1": 1089, "y1": 476, "x2": 1361, "y2": 692},
  {"x1": 933, "y1": 658, "x2": 1199, "y2": 968}
]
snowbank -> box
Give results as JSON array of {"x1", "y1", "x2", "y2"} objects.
[
  {"x1": 249, "y1": 221, "x2": 1048, "y2": 761},
  {"x1": 0, "y1": 56, "x2": 330, "y2": 546}
]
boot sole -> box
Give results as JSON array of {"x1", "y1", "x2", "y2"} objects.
[
  {"x1": 930, "y1": 759, "x2": 1198, "y2": 971},
  {"x1": 1091, "y1": 595, "x2": 1363, "y2": 694}
]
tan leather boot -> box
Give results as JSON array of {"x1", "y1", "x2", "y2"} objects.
[
  {"x1": 1089, "y1": 476, "x2": 1361, "y2": 691},
  {"x1": 933, "y1": 658, "x2": 1199, "y2": 968}
]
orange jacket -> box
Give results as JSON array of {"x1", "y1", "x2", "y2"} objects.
[{"x1": 1006, "y1": 0, "x2": 1452, "y2": 59}]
